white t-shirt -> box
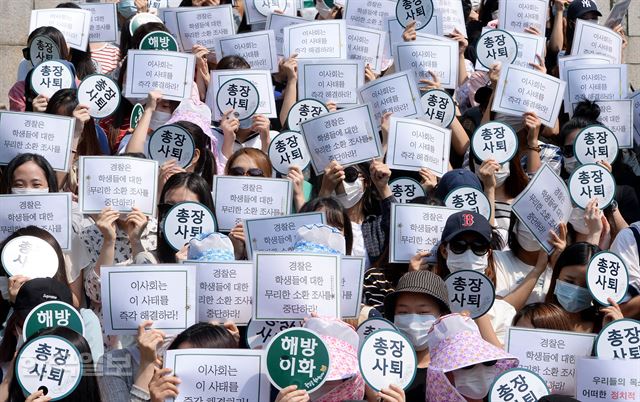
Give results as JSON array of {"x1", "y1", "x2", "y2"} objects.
[
  {"x1": 610, "y1": 222, "x2": 640, "y2": 292},
  {"x1": 494, "y1": 250, "x2": 553, "y2": 305},
  {"x1": 486, "y1": 299, "x2": 517, "y2": 345},
  {"x1": 350, "y1": 221, "x2": 371, "y2": 269}
]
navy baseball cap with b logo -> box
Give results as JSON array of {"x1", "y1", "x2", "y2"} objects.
[{"x1": 441, "y1": 211, "x2": 492, "y2": 243}]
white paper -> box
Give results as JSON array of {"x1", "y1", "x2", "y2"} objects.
[
  {"x1": 359, "y1": 329, "x2": 417, "y2": 391},
  {"x1": 630, "y1": 91, "x2": 640, "y2": 147},
  {"x1": 207, "y1": 69, "x2": 277, "y2": 120},
  {"x1": 557, "y1": 55, "x2": 614, "y2": 92},
  {"x1": 579, "y1": 100, "x2": 633, "y2": 148},
  {"x1": 345, "y1": 0, "x2": 396, "y2": 31},
  {"x1": 347, "y1": 26, "x2": 386, "y2": 73},
  {"x1": 475, "y1": 28, "x2": 545, "y2": 72},
  {"x1": 341, "y1": 256, "x2": 365, "y2": 319},
  {"x1": 244, "y1": 212, "x2": 326, "y2": 257},
  {"x1": 564, "y1": 64, "x2": 628, "y2": 112},
  {"x1": 124, "y1": 50, "x2": 195, "y2": 101},
  {"x1": 576, "y1": 357, "x2": 640, "y2": 402},
  {"x1": 568, "y1": 164, "x2": 616, "y2": 210},
  {"x1": 283, "y1": 20, "x2": 347, "y2": 59},
  {"x1": 175, "y1": 6, "x2": 236, "y2": 51},
  {"x1": 297, "y1": 59, "x2": 364, "y2": 107},
  {"x1": 432, "y1": 0, "x2": 466, "y2": 36},
  {"x1": 245, "y1": 0, "x2": 296, "y2": 25},
  {"x1": 158, "y1": 7, "x2": 182, "y2": 44},
  {"x1": 265, "y1": 13, "x2": 306, "y2": 56},
  {"x1": 79, "y1": 3, "x2": 118, "y2": 43},
  {"x1": 393, "y1": 39, "x2": 459, "y2": 89},
  {"x1": 29, "y1": 8, "x2": 92, "y2": 50},
  {"x1": 571, "y1": 19, "x2": 623, "y2": 64},
  {"x1": 214, "y1": 30, "x2": 279, "y2": 73},
  {"x1": 498, "y1": 0, "x2": 548, "y2": 35},
  {"x1": 383, "y1": 15, "x2": 442, "y2": 58}
]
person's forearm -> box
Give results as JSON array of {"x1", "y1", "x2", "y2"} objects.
[
  {"x1": 133, "y1": 361, "x2": 156, "y2": 394},
  {"x1": 126, "y1": 108, "x2": 152, "y2": 154},
  {"x1": 221, "y1": 132, "x2": 235, "y2": 159},
  {"x1": 457, "y1": 53, "x2": 468, "y2": 87},
  {"x1": 484, "y1": 186, "x2": 496, "y2": 226},
  {"x1": 481, "y1": 86, "x2": 496, "y2": 125},
  {"x1": 475, "y1": 314, "x2": 502, "y2": 348},
  {"x1": 450, "y1": 117, "x2": 470, "y2": 157},
  {"x1": 621, "y1": 295, "x2": 640, "y2": 320},
  {"x1": 130, "y1": 237, "x2": 146, "y2": 257},
  {"x1": 548, "y1": 12, "x2": 564, "y2": 54},
  {"x1": 502, "y1": 266, "x2": 546, "y2": 311},
  {"x1": 279, "y1": 79, "x2": 297, "y2": 127},
  {"x1": 94, "y1": 240, "x2": 115, "y2": 278}
]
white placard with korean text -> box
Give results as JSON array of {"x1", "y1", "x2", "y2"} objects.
[
  {"x1": 212, "y1": 176, "x2": 292, "y2": 231},
  {"x1": 244, "y1": 212, "x2": 326, "y2": 257},
  {"x1": 558, "y1": 55, "x2": 614, "y2": 91},
  {"x1": 207, "y1": 69, "x2": 277, "y2": 120},
  {"x1": 266, "y1": 13, "x2": 306, "y2": 57},
  {"x1": 571, "y1": 19, "x2": 623, "y2": 64},
  {"x1": 497, "y1": 0, "x2": 547, "y2": 35},
  {"x1": 341, "y1": 256, "x2": 365, "y2": 319},
  {"x1": 579, "y1": 99, "x2": 633, "y2": 148},
  {"x1": 631, "y1": 91, "x2": 640, "y2": 147},
  {"x1": 297, "y1": 59, "x2": 364, "y2": 107},
  {"x1": 568, "y1": 164, "x2": 616, "y2": 210},
  {"x1": 393, "y1": 39, "x2": 459, "y2": 89},
  {"x1": 124, "y1": 50, "x2": 195, "y2": 102},
  {"x1": 564, "y1": 64, "x2": 628, "y2": 112},
  {"x1": 268, "y1": 130, "x2": 312, "y2": 175},
  {"x1": 345, "y1": 0, "x2": 396, "y2": 31},
  {"x1": 576, "y1": 357, "x2": 640, "y2": 402},
  {"x1": 476, "y1": 28, "x2": 545, "y2": 72},
  {"x1": 595, "y1": 319, "x2": 640, "y2": 359},
  {"x1": 29, "y1": 8, "x2": 91, "y2": 50},
  {"x1": 246, "y1": 0, "x2": 296, "y2": 25},
  {"x1": 359, "y1": 329, "x2": 417, "y2": 391},
  {"x1": 157, "y1": 7, "x2": 182, "y2": 44},
  {"x1": 432, "y1": 0, "x2": 466, "y2": 35},
  {"x1": 383, "y1": 15, "x2": 442, "y2": 58},
  {"x1": 586, "y1": 251, "x2": 629, "y2": 306},
  {"x1": 78, "y1": 156, "x2": 159, "y2": 216},
  {"x1": 346, "y1": 26, "x2": 386, "y2": 73},
  {"x1": 101, "y1": 264, "x2": 197, "y2": 335},
  {"x1": 0, "y1": 111, "x2": 74, "y2": 172},
  {"x1": 283, "y1": 20, "x2": 347, "y2": 59},
  {"x1": 79, "y1": 3, "x2": 118, "y2": 43},
  {"x1": 389, "y1": 177, "x2": 426, "y2": 203},
  {"x1": 489, "y1": 368, "x2": 550, "y2": 401},
  {"x1": 175, "y1": 6, "x2": 235, "y2": 51},
  {"x1": 214, "y1": 31, "x2": 278, "y2": 73},
  {"x1": 253, "y1": 252, "x2": 340, "y2": 320}
]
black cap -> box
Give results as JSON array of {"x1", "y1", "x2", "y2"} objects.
[
  {"x1": 433, "y1": 169, "x2": 483, "y2": 202},
  {"x1": 567, "y1": 0, "x2": 602, "y2": 20},
  {"x1": 14, "y1": 278, "x2": 73, "y2": 318},
  {"x1": 441, "y1": 211, "x2": 492, "y2": 243},
  {"x1": 383, "y1": 271, "x2": 450, "y2": 322}
]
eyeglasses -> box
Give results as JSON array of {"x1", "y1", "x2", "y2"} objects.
[
  {"x1": 343, "y1": 166, "x2": 360, "y2": 183},
  {"x1": 461, "y1": 360, "x2": 497, "y2": 370},
  {"x1": 228, "y1": 166, "x2": 264, "y2": 177},
  {"x1": 561, "y1": 145, "x2": 574, "y2": 158},
  {"x1": 449, "y1": 239, "x2": 490, "y2": 256}
]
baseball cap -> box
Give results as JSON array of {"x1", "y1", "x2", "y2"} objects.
[
  {"x1": 14, "y1": 278, "x2": 73, "y2": 318},
  {"x1": 433, "y1": 169, "x2": 482, "y2": 201},
  {"x1": 567, "y1": 0, "x2": 602, "y2": 20},
  {"x1": 441, "y1": 211, "x2": 492, "y2": 243},
  {"x1": 383, "y1": 270, "x2": 450, "y2": 322}
]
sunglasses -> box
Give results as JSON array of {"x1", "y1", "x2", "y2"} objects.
[
  {"x1": 561, "y1": 145, "x2": 574, "y2": 158},
  {"x1": 228, "y1": 166, "x2": 264, "y2": 177},
  {"x1": 343, "y1": 166, "x2": 360, "y2": 183},
  {"x1": 449, "y1": 239, "x2": 490, "y2": 256},
  {"x1": 461, "y1": 360, "x2": 498, "y2": 370}
]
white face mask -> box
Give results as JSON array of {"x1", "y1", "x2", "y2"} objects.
[
  {"x1": 453, "y1": 364, "x2": 497, "y2": 399},
  {"x1": 568, "y1": 207, "x2": 590, "y2": 235},
  {"x1": 564, "y1": 156, "x2": 578, "y2": 175},
  {"x1": 516, "y1": 222, "x2": 540, "y2": 252},
  {"x1": 494, "y1": 163, "x2": 510, "y2": 187},
  {"x1": 336, "y1": 178, "x2": 364, "y2": 210},
  {"x1": 11, "y1": 187, "x2": 49, "y2": 195},
  {"x1": 149, "y1": 111, "x2": 172, "y2": 130},
  {"x1": 446, "y1": 245, "x2": 489, "y2": 273},
  {"x1": 393, "y1": 313, "x2": 436, "y2": 351}
]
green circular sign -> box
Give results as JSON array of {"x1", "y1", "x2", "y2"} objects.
[
  {"x1": 265, "y1": 327, "x2": 330, "y2": 393},
  {"x1": 139, "y1": 31, "x2": 179, "y2": 52},
  {"x1": 130, "y1": 103, "x2": 144, "y2": 130},
  {"x1": 22, "y1": 301, "x2": 85, "y2": 340}
]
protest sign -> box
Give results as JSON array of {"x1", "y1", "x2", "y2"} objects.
[
  {"x1": 576, "y1": 357, "x2": 640, "y2": 402},
  {"x1": 445, "y1": 187, "x2": 491, "y2": 220},
  {"x1": 573, "y1": 125, "x2": 619, "y2": 165},
  {"x1": 297, "y1": 59, "x2": 364, "y2": 106},
  {"x1": 390, "y1": 204, "x2": 458, "y2": 263},
  {"x1": 564, "y1": 64, "x2": 628, "y2": 111},
  {"x1": 266, "y1": 328, "x2": 330, "y2": 392},
  {"x1": 175, "y1": 6, "x2": 235, "y2": 50},
  {"x1": 471, "y1": 121, "x2": 518, "y2": 164},
  {"x1": 212, "y1": 176, "x2": 292, "y2": 231},
  {"x1": 445, "y1": 270, "x2": 494, "y2": 318},
  {"x1": 512, "y1": 164, "x2": 572, "y2": 254},
  {"x1": 244, "y1": 212, "x2": 326, "y2": 257},
  {"x1": 157, "y1": 8, "x2": 182, "y2": 42},
  {"x1": 571, "y1": 19, "x2": 623, "y2": 64},
  {"x1": 587, "y1": 99, "x2": 634, "y2": 148},
  {"x1": 395, "y1": 0, "x2": 433, "y2": 29},
  {"x1": 28, "y1": 35, "x2": 61, "y2": 68},
  {"x1": 393, "y1": 39, "x2": 459, "y2": 89},
  {"x1": 129, "y1": 104, "x2": 144, "y2": 130},
  {"x1": 30, "y1": 8, "x2": 91, "y2": 50},
  {"x1": 632, "y1": 92, "x2": 640, "y2": 147},
  {"x1": 389, "y1": 177, "x2": 426, "y2": 203},
  {"x1": 253, "y1": 252, "x2": 340, "y2": 320},
  {"x1": 489, "y1": 368, "x2": 550, "y2": 402},
  {"x1": 568, "y1": 164, "x2": 616, "y2": 210},
  {"x1": 165, "y1": 348, "x2": 270, "y2": 402},
  {"x1": 432, "y1": 0, "x2": 466, "y2": 35},
  {"x1": 79, "y1": 2, "x2": 118, "y2": 43},
  {"x1": 78, "y1": 156, "x2": 158, "y2": 215},
  {"x1": 497, "y1": 0, "x2": 547, "y2": 34},
  {"x1": 1, "y1": 235, "x2": 59, "y2": 278},
  {"x1": 300, "y1": 104, "x2": 380, "y2": 174},
  {"x1": 162, "y1": 202, "x2": 217, "y2": 251},
  {"x1": 386, "y1": 116, "x2": 451, "y2": 176},
  {"x1": 358, "y1": 71, "x2": 424, "y2": 128},
  {"x1": 0, "y1": 111, "x2": 74, "y2": 172},
  {"x1": 254, "y1": 0, "x2": 288, "y2": 16},
  {"x1": 77, "y1": 74, "x2": 121, "y2": 119},
  {"x1": 341, "y1": 256, "x2": 365, "y2": 319},
  {"x1": 214, "y1": 30, "x2": 278, "y2": 73},
  {"x1": 268, "y1": 131, "x2": 312, "y2": 175},
  {"x1": 147, "y1": 0, "x2": 183, "y2": 8},
  {"x1": 124, "y1": 50, "x2": 195, "y2": 102},
  {"x1": 558, "y1": 55, "x2": 614, "y2": 89},
  {"x1": 216, "y1": 78, "x2": 260, "y2": 121},
  {"x1": 586, "y1": 251, "x2": 629, "y2": 306},
  {"x1": 139, "y1": 31, "x2": 179, "y2": 51},
  {"x1": 345, "y1": 0, "x2": 396, "y2": 31},
  {"x1": 246, "y1": 320, "x2": 303, "y2": 349},
  {"x1": 359, "y1": 329, "x2": 417, "y2": 391},
  {"x1": 475, "y1": 29, "x2": 518, "y2": 70},
  {"x1": 129, "y1": 12, "x2": 163, "y2": 35},
  {"x1": 477, "y1": 29, "x2": 546, "y2": 72},
  {"x1": 265, "y1": 13, "x2": 306, "y2": 56},
  {"x1": 595, "y1": 319, "x2": 640, "y2": 359},
  {"x1": 356, "y1": 318, "x2": 397, "y2": 346},
  {"x1": 192, "y1": 260, "x2": 253, "y2": 324},
  {"x1": 30, "y1": 60, "x2": 74, "y2": 98},
  {"x1": 492, "y1": 64, "x2": 566, "y2": 128},
  {"x1": 420, "y1": 89, "x2": 455, "y2": 127},
  {"x1": 15, "y1": 335, "x2": 83, "y2": 399},
  {"x1": 146, "y1": 124, "x2": 195, "y2": 168},
  {"x1": 286, "y1": 98, "x2": 329, "y2": 132},
  {"x1": 346, "y1": 26, "x2": 386, "y2": 73},
  {"x1": 246, "y1": 0, "x2": 296, "y2": 25},
  {"x1": 605, "y1": 0, "x2": 632, "y2": 28},
  {"x1": 0, "y1": 193, "x2": 72, "y2": 251},
  {"x1": 208, "y1": 70, "x2": 277, "y2": 120},
  {"x1": 23, "y1": 301, "x2": 84, "y2": 340},
  {"x1": 383, "y1": 15, "x2": 442, "y2": 58},
  {"x1": 506, "y1": 327, "x2": 596, "y2": 395},
  {"x1": 283, "y1": 20, "x2": 347, "y2": 59},
  {"x1": 100, "y1": 264, "x2": 196, "y2": 335}
]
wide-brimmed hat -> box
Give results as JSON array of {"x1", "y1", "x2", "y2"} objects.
[
  {"x1": 383, "y1": 270, "x2": 450, "y2": 322},
  {"x1": 292, "y1": 224, "x2": 346, "y2": 255}
]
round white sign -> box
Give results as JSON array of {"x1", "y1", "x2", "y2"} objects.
[
  {"x1": 29, "y1": 35, "x2": 61, "y2": 68},
  {"x1": 268, "y1": 130, "x2": 312, "y2": 175},
  {"x1": 254, "y1": 0, "x2": 288, "y2": 16},
  {"x1": 246, "y1": 319, "x2": 303, "y2": 350},
  {"x1": 147, "y1": 124, "x2": 196, "y2": 168},
  {"x1": 573, "y1": 125, "x2": 619, "y2": 165},
  {"x1": 420, "y1": 89, "x2": 456, "y2": 128},
  {"x1": 216, "y1": 78, "x2": 260, "y2": 121},
  {"x1": 444, "y1": 186, "x2": 492, "y2": 221},
  {"x1": 358, "y1": 329, "x2": 417, "y2": 392},
  {"x1": 389, "y1": 177, "x2": 426, "y2": 203},
  {"x1": 586, "y1": 251, "x2": 629, "y2": 306},
  {"x1": 30, "y1": 60, "x2": 74, "y2": 98},
  {"x1": 471, "y1": 121, "x2": 518, "y2": 164},
  {"x1": 568, "y1": 164, "x2": 616, "y2": 210},
  {"x1": 489, "y1": 368, "x2": 550, "y2": 402},
  {"x1": 77, "y1": 74, "x2": 121, "y2": 119},
  {"x1": 162, "y1": 202, "x2": 217, "y2": 251},
  {"x1": 1, "y1": 236, "x2": 59, "y2": 278},
  {"x1": 286, "y1": 98, "x2": 329, "y2": 132},
  {"x1": 395, "y1": 0, "x2": 434, "y2": 30},
  {"x1": 476, "y1": 29, "x2": 518, "y2": 70},
  {"x1": 445, "y1": 270, "x2": 495, "y2": 319},
  {"x1": 595, "y1": 319, "x2": 640, "y2": 359},
  {"x1": 356, "y1": 317, "x2": 397, "y2": 347}
]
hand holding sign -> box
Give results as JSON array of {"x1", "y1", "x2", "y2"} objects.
[
  {"x1": 216, "y1": 78, "x2": 260, "y2": 121},
  {"x1": 147, "y1": 124, "x2": 196, "y2": 168},
  {"x1": 30, "y1": 60, "x2": 74, "y2": 98},
  {"x1": 395, "y1": 0, "x2": 433, "y2": 30},
  {"x1": 475, "y1": 29, "x2": 518, "y2": 70}
]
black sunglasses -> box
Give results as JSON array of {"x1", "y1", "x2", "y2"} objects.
[
  {"x1": 344, "y1": 166, "x2": 360, "y2": 183},
  {"x1": 449, "y1": 239, "x2": 490, "y2": 256},
  {"x1": 229, "y1": 166, "x2": 264, "y2": 177},
  {"x1": 461, "y1": 360, "x2": 498, "y2": 370}
]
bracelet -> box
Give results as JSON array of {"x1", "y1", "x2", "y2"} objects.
[{"x1": 527, "y1": 145, "x2": 541, "y2": 152}]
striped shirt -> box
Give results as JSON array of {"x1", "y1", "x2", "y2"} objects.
[{"x1": 91, "y1": 43, "x2": 120, "y2": 75}]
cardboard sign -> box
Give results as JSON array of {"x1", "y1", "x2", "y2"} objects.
[
  {"x1": 345, "y1": 0, "x2": 396, "y2": 31},
  {"x1": 564, "y1": 64, "x2": 628, "y2": 112},
  {"x1": 146, "y1": 124, "x2": 196, "y2": 168},
  {"x1": 475, "y1": 29, "x2": 518, "y2": 70},
  {"x1": 506, "y1": 327, "x2": 596, "y2": 395},
  {"x1": 356, "y1": 318, "x2": 397, "y2": 346},
  {"x1": 30, "y1": 8, "x2": 91, "y2": 50},
  {"x1": 214, "y1": 30, "x2": 279, "y2": 73},
  {"x1": 100, "y1": 264, "x2": 197, "y2": 335},
  {"x1": 568, "y1": 164, "x2": 616, "y2": 210},
  {"x1": 212, "y1": 176, "x2": 292, "y2": 231},
  {"x1": 78, "y1": 156, "x2": 158, "y2": 215},
  {"x1": 346, "y1": 26, "x2": 386, "y2": 73},
  {"x1": 265, "y1": 13, "x2": 306, "y2": 57},
  {"x1": 268, "y1": 131, "x2": 312, "y2": 175},
  {"x1": 571, "y1": 19, "x2": 623, "y2": 64},
  {"x1": 595, "y1": 319, "x2": 640, "y2": 359},
  {"x1": 573, "y1": 125, "x2": 619, "y2": 165},
  {"x1": 497, "y1": 0, "x2": 547, "y2": 34},
  {"x1": 208, "y1": 70, "x2": 277, "y2": 120},
  {"x1": 139, "y1": 31, "x2": 178, "y2": 51},
  {"x1": 444, "y1": 186, "x2": 491, "y2": 221},
  {"x1": 244, "y1": 212, "x2": 325, "y2": 257},
  {"x1": 266, "y1": 328, "x2": 330, "y2": 392},
  {"x1": 77, "y1": 74, "x2": 121, "y2": 119},
  {"x1": 192, "y1": 260, "x2": 253, "y2": 324},
  {"x1": 129, "y1": 103, "x2": 144, "y2": 130},
  {"x1": 359, "y1": 329, "x2": 417, "y2": 391},
  {"x1": 576, "y1": 357, "x2": 640, "y2": 402},
  {"x1": 297, "y1": 59, "x2": 364, "y2": 107},
  {"x1": 174, "y1": 6, "x2": 235, "y2": 51},
  {"x1": 23, "y1": 301, "x2": 84, "y2": 340},
  {"x1": 246, "y1": 319, "x2": 303, "y2": 350},
  {"x1": 586, "y1": 251, "x2": 629, "y2": 306},
  {"x1": 0, "y1": 193, "x2": 72, "y2": 251},
  {"x1": 28, "y1": 35, "x2": 61, "y2": 68},
  {"x1": 395, "y1": 0, "x2": 433, "y2": 29},
  {"x1": 489, "y1": 368, "x2": 550, "y2": 402},
  {"x1": 588, "y1": 99, "x2": 634, "y2": 148},
  {"x1": 420, "y1": 89, "x2": 455, "y2": 128},
  {"x1": 393, "y1": 39, "x2": 459, "y2": 89},
  {"x1": 445, "y1": 270, "x2": 494, "y2": 318},
  {"x1": 389, "y1": 177, "x2": 426, "y2": 204},
  {"x1": 79, "y1": 2, "x2": 118, "y2": 43},
  {"x1": 389, "y1": 204, "x2": 458, "y2": 263},
  {"x1": 30, "y1": 60, "x2": 74, "y2": 98},
  {"x1": 512, "y1": 164, "x2": 572, "y2": 254},
  {"x1": 471, "y1": 121, "x2": 518, "y2": 164},
  {"x1": 386, "y1": 116, "x2": 451, "y2": 176},
  {"x1": 286, "y1": 98, "x2": 329, "y2": 132},
  {"x1": 124, "y1": 50, "x2": 195, "y2": 102},
  {"x1": 1, "y1": 235, "x2": 59, "y2": 278},
  {"x1": 253, "y1": 252, "x2": 340, "y2": 320},
  {"x1": 341, "y1": 256, "x2": 366, "y2": 319},
  {"x1": 300, "y1": 104, "x2": 381, "y2": 174},
  {"x1": 283, "y1": 20, "x2": 347, "y2": 59},
  {"x1": 165, "y1": 349, "x2": 270, "y2": 402},
  {"x1": 162, "y1": 202, "x2": 217, "y2": 251},
  {"x1": 216, "y1": 78, "x2": 260, "y2": 121},
  {"x1": 492, "y1": 64, "x2": 566, "y2": 128}
]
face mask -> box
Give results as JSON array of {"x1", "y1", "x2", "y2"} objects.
[
  {"x1": 555, "y1": 280, "x2": 593, "y2": 313},
  {"x1": 564, "y1": 156, "x2": 578, "y2": 175},
  {"x1": 117, "y1": 0, "x2": 138, "y2": 18},
  {"x1": 393, "y1": 313, "x2": 436, "y2": 351},
  {"x1": 446, "y1": 246, "x2": 488, "y2": 273},
  {"x1": 568, "y1": 207, "x2": 590, "y2": 235},
  {"x1": 149, "y1": 111, "x2": 172, "y2": 131},
  {"x1": 516, "y1": 223, "x2": 540, "y2": 252},
  {"x1": 316, "y1": 0, "x2": 334, "y2": 19},
  {"x1": 453, "y1": 364, "x2": 497, "y2": 399},
  {"x1": 11, "y1": 187, "x2": 49, "y2": 195},
  {"x1": 336, "y1": 178, "x2": 364, "y2": 210},
  {"x1": 494, "y1": 163, "x2": 510, "y2": 187}
]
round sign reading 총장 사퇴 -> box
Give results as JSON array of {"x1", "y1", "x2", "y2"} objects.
[
  {"x1": 356, "y1": 317, "x2": 397, "y2": 348},
  {"x1": 216, "y1": 78, "x2": 260, "y2": 121},
  {"x1": 1, "y1": 236, "x2": 59, "y2": 278},
  {"x1": 420, "y1": 89, "x2": 456, "y2": 128},
  {"x1": 475, "y1": 29, "x2": 518, "y2": 70},
  {"x1": 162, "y1": 202, "x2": 217, "y2": 251},
  {"x1": 389, "y1": 177, "x2": 426, "y2": 204},
  {"x1": 30, "y1": 60, "x2": 74, "y2": 98},
  {"x1": 573, "y1": 124, "x2": 619, "y2": 166},
  {"x1": 254, "y1": 0, "x2": 288, "y2": 16},
  {"x1": 471, "y1": 121, "x2": 519, "y2": 164},
  {"x1": 568, "y1": 163, "x2": 616, "y2": 210},
  {"x1": 16, "y1": 335, "x2": 83, "y2": 400},
  {"x1": 444, "y1": 186, "x2": 492, "y2": 221},
  {"x1": 22, "y1": 301, "x2": 85, "y2": 340},
  {"x1": 445, "y1": 270, "x2": 495, "y2": 319},
  {"x1": 130, "y1": 103, "x2": 144, "y2": 130},
  {"x1": 266, "y1": 328, "x2": 330, "y2": 393},
  {"x1": 586, "y1": 251, "x2": 629, "y2": 306},
  {"x1": 488, "y1": 368, "x2": 550, "y2": 402},
  {"x1": 139, "y1": 31, "x2": 179, "y2": 51},
  {"x1": 29, "y1": 35, "x2": 61, "y2": 68},
  {"x1": 395, "y1": 0, "x2": 434, "y2": 30},
  {"x1": 268, "y1": 130, "x2": 312, "y2": 175},
  {"x1": 595, "y1": 319, "x2": 640, "y2": 359},
  {"x1": 246, "y1": 319, "x2": 304, "y2": 350},
  {"x1": 286, "y1": 98, "x2": 329, "y2": 132},
  {"x1": 146, "y1": 124, "x2": 196, "y2": 168},
  {"x1": 77, "y1": 74, "x2": 122, "y2": 119}
]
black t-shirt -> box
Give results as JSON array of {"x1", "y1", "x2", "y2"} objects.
[{"x1": 405, "y1": 367, "x2": 428, "y2": 401}]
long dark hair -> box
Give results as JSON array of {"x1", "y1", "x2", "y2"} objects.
[
  {"x1": 0, "y1": 153, "x2": 59, "y2": 194},
  {"x1": 168, "y1": 322, "x2": 238, "y2": 349},
  {"x1": 174, "y1": 121, "x2": 217, "y2": 186},
  {"x1": 299, "y1": 197, "x2": 353, "y2": 255}
]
